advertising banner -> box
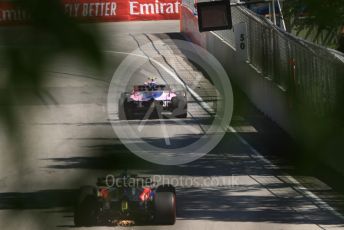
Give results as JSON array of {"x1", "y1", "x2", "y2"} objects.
[{"x1": 0, "y1": 0, "x2": 181, "y2": 25}]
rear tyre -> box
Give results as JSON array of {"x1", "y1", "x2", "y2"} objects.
[
  {"x1": 75, "y1": 186, "x2": 97, "y2": 206},
  {"x1": 74, "y1": 186, "x2": 98, "y2": 227},
  {"x1": 156, "y1": 184, "x2": 176, "y2": 194},
  {"x1": 154, "y1": 192, "x2": 176, "y2": 225},
  {"x1": 171, "y1": 96, "x2": 187, "y2": 118},
  {"x1": 118, "y1": 94, "x2": 126, "y2": 120},
  {"x1": 118, "y1": 94, "x2": 134, "y2": 120},
  {"x1": 124, "y1": 101, "x2": 134, "y2": 120}
]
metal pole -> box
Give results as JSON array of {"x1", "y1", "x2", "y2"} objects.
[
  {"x1": 271, "y1": 0, "x2": 277, "y2": 25},
  {"x1": 276, "y1": 0, "x2": 286, "y2": 30}
]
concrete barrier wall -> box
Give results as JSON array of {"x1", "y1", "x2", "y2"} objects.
[
  {"x1": 181, "y1": 5, "x2": 295, "y2": 136},
  {"x1": 181, "y1": 5, "x2": 344, "y2": 177}
]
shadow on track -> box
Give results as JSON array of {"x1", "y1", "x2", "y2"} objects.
[{"x1": 0, "y1": 189, "x2": 77, "y2": 209}]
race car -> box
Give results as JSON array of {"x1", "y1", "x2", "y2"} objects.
[
  {"x1": 118, "y1": 78, "x2": 187, "y2": 120},
  {"x1": 74, "y1": 171, "x2": 176, "y2": 227}
]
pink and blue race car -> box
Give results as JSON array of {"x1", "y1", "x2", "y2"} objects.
[{"x1": 118, "y1": 81, "x2": 187, "y2": 120}]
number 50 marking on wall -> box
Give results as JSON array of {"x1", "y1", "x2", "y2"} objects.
[{"x1": 235, "y1": 22, "x2": 248, "y2": 62}]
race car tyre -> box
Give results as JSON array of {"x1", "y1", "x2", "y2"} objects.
[
  {"x1": 124, "y1": 101, "x2": 134, "y2": 120},
  {"x1": 154, "y1": 192, "x2": 176, "y2": 225},
  {"x1": 118, "y1": 94, "x2": 126, "y2": 120},
  {"x1": 76, "y1": 186, "x2": 97, "y2": 206},
  {"x1": 156, "y1": 184, "x2": 176, "y2": 194},
  {"x1": 119, "y1": 94, "x2": 134, "y2": 120},
  {"x1": 74, "y1": 186, "x2": 98, "y2": 227},
  {"x1": 171, "y1": 96, "x2": 187, "y2": 118}
]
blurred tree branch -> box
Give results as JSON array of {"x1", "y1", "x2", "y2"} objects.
[
  {"x1": 284, "y1": 0, "x2": 344, "y2": 50},
  {"x1": 0, "y1": 0, "x2": 103, "y2": 135}
]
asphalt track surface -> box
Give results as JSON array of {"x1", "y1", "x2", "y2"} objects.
[{"x1": 0, "y1": 20, "x2": 344, "y2": 230}]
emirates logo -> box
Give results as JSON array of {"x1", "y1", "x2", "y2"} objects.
[{"x1": 129, "y1": 0, "x2": 180, "y2": 15}]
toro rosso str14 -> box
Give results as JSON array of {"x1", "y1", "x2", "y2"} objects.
[
  {"x1": 74, "y1": 172, "x2": 176, "y2": 226},
  {"x1": 118, "y1": 79, "x2": 187, "y2": 119}
]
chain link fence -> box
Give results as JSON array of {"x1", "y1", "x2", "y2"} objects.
[{"x1": 182, "y1": 0, "x2": 344, "y2": 118}]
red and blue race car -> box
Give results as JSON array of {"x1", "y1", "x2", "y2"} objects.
[{"x1": 74, "y1": 171, "x2": 176, "y2": 227}]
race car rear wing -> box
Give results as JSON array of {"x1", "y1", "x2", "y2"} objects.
[
  {"x1": 97, "y1": 176, "x2": 155, "y2": 188},
  {"x1": 133, "y1": 84, "x2": 167, "y2": 91}
]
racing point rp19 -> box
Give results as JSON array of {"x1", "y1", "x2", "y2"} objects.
[
  {"x1": 74, "y1": 172, "x2": 176, "y2": 227},
  {"x1": 118, "y1": 81, "x2": 187, "y2": 120}
]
